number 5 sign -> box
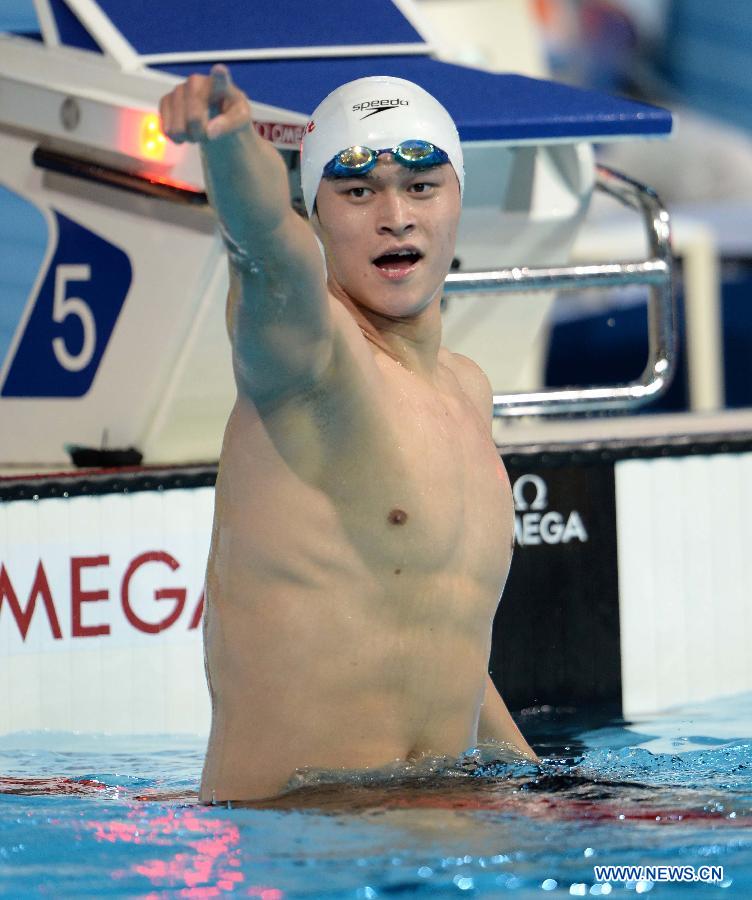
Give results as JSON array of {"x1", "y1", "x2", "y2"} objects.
[
  {"x1": 52, "y1": 265, "x2": 96, "y2": 373},
  {"x1": 1, "y1": 210, "x2": 131, "y2": 397}
]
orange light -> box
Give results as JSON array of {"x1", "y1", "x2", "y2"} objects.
[{"x1": 140, "y1": 113, "x2": 167, "y2": 161}]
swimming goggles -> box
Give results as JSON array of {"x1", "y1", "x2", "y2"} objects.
[{"x1": 322, "y1": 140, "x2": 450, "y2": 178}]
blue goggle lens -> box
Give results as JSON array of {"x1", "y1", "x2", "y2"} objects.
[
  {"x1": 396, "y1": 140, "x2": 442, "y2": 164},
  {"x1": 336, "y1": 145, "x2": 374, "y2": 170}
]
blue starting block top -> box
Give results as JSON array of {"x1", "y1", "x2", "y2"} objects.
[
  {"x1": 35, "y1": 0, "x2": 673, "y2": 143},
  {"x1": 46, "y1": 0, "x2": 428, "y2": 58},
  {"x1": 158, "y1": 56, "x2": 673, "y2": 144}
]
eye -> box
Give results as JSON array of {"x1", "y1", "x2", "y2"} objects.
[
  {"x1": 343, "y1": 185, "x2": 372, "y2": 199},
  {"x1": 409, "y1": 181, "x2": 436, "y2": 194}
]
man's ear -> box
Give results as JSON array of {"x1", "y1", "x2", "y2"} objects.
[{"x1": 309, "y1": 203, "x2": 322, "y2": 239}]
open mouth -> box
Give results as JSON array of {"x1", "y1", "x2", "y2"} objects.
[
  {"x1": 372, "y1": 248, "x2": 424, "y2": 274},
  {"x1": 373, "y1": 250, "x2": 423, "y2": 269}
]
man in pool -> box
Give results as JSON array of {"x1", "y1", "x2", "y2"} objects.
[{"x1": 159, "y1": 65, "x2": 538, "y2": 803}]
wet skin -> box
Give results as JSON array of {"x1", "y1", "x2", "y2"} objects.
[{"x1": 158, "y1": 67, "x2": 536, "y2": 803}]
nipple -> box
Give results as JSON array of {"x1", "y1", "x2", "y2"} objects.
[{"x1": 388, "y1": 508, "x2": 408, "y2": 525}]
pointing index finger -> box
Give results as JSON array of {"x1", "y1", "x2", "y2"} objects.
[{"x1": 209, "y1": 64, "x2": 232, "y2": 104}]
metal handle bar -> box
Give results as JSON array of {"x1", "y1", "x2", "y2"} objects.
[
  {"x1": 32, "y1": 147, "x2": 209, "y2": 205},
  {"x1": 444, "y1": 165, "x2": 676, "y2": 416}
]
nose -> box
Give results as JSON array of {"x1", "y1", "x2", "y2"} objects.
[{"x1": 376, "y1": 189, "x2": 415, "y2": 237}]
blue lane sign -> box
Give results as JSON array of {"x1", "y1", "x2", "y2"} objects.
[{"x1": 1, "y1": 209, "x2": 131, "y2": 398}]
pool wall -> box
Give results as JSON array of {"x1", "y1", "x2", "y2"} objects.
[{"x1": 2, "y1": 434, "x2": 752, "y2": 734}]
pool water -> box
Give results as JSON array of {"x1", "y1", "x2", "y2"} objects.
[{"x1": 1, "y1": 693, "x2": 751, "y2": 898}]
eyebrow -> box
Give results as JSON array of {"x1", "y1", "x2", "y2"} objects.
[
  {"x1": 326, "y1": 171, "x2": 374, "y2": 182},
  {"x1": 326, "y1": 164, "x2": 446, "y2": 184}
]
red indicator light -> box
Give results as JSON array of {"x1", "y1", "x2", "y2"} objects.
[{"x1": 140, "y1": 113, "x2": 167, "y2": 160}]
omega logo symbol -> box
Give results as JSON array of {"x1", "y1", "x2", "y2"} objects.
[
  {"x1": 512, "y1": 473, "x2": 588, "y2": 547},
  {"x1": 512, "y1": 474, "x2": 548, "y2": 511}
]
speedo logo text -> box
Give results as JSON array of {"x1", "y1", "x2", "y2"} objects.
[{"x1": 352, "y1": 99, "x2": 409, "y2": 111}]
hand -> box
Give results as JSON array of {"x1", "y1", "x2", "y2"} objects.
[{"x1": 158, "y1": 64, "x2": 252, "y2": 144}]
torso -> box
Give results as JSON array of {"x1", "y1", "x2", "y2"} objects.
[{"x1": 199, "y1": 301, "x2": 514, "y2": 802}]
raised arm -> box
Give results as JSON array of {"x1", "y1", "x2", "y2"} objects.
[{"x1": 159, "y1": 65, "x2": 332, "y2": 410}]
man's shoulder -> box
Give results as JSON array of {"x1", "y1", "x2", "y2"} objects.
[{"x1": 441, "y1": 349, "x2": 493, "y2": 421}]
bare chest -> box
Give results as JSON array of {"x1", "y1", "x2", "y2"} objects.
[{"x1": 319, "y1": 368, "x2": 514, "y2": 587}]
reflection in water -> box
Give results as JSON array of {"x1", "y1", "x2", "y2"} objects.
[{"x1": 88, "y1": 807, "x2": 281, "y2": 897}]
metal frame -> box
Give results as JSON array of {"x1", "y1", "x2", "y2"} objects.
[
  {"x1": 31, "y1": 151, "x2": 675, "y2": 417},
  {"x1": 445, "y1": 165, "x2": 676, "y2": 416}
]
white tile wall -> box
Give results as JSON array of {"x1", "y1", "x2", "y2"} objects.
[
  {"x1": 0, "y1": 487, "x2": 213, "y2": 734},
  {"x1": 616, "y1": 453, "x2": 752, "y2": 716}
]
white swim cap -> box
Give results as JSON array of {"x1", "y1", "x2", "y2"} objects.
[{"x1": 300, "y1": 75, "x2": 464, "y2": 217}]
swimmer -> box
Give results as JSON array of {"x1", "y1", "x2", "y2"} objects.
[{"x1": 159, "y1": 65, "x2": 538, "y2": 803}]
